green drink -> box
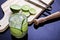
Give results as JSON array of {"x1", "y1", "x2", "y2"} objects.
[{"x1": 9, "y1": 13, "x2": 28, "y2": 38}]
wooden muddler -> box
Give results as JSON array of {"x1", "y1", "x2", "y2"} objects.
[{"x1": 33, "y1": 11, "x2": 60, "y2": 25}]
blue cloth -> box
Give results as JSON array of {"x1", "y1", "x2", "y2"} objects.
[{"x1": 0, "y1": 0, "x2": 60, "y2": 40}]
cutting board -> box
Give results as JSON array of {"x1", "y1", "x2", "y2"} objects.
[{"x1": 0, "y1": 0, "x2": 53, "y2": 32}]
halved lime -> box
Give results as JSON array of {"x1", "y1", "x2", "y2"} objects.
[
  {"x1": 10, "y1": 4, "x2": 21, "y2": 13},
  {"x1": 21, "y1": 5, "x2": 30, "y2": 11},
  {"x1": 22, "y1": 11, "x2": 30, "y2": 17},
  {"x1": 29, "y1": 8, "x2": 36, "y2": 15}
]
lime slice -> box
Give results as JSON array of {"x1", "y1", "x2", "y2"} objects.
[
  {"x1": 22, "y1": 19, "x2": 28, "y2": 32},
  {"x1": 10, "y1": 4, "x2": 21, "y2": 13},
  {"x1": 22, "y1": 5, "x2": 30, "y2": 11},
  {"x1": 22, "y1": 11, "x2": 30, "y2": 17},
  {"x1": 29, "y1": 8, "x2": 36, "y2": 15},
  {"x1": 10, "y1": 27, "x2": 23, "y2": 38}
]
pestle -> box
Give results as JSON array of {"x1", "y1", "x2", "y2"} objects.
[{"x1": 33, "y1": 11, "x2": 60, "y2": 25}]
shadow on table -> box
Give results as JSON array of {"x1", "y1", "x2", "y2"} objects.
[
  {"x1": 0, "y1": 27, "x2": 9, "y2": 34},
  {"x1": 11, "y1": 33, "x2": 28, "y2": 40},
  {"x1": 34, "y1": 17, "x2": 60, "y2": 29}
]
